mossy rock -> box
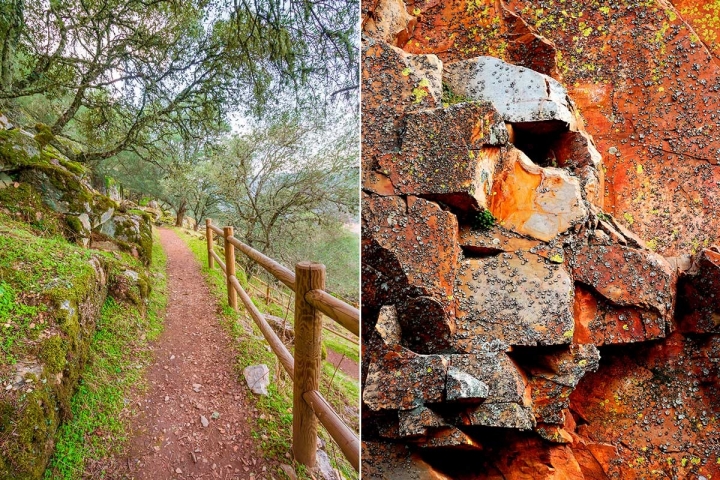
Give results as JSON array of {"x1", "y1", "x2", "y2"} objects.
[{"x1": 38, "y1": 336, "x2": 67, "y2": 375}]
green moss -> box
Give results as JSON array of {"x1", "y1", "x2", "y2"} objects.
[
  {"x1": 33, "y1": 124, "x2": 55, "y2": 149},
  {"x1": 442, "y1": 82, "x2": 472, "y2": 108},
  {"x1": 472, "y1": 209, "x2": 496, "y2": 231},
  {"x1": 0, "y1": 385, "x2": 59, "y2": 479},
  {"x1": 39, "y1": 336, "x2": 67, "y2": 374},
  {"x1": 45, "y1": 229, "x2": 167, "y2": 479},
  {"x1": 64, "y1": 215, "x2": 82, "y2": 234}
]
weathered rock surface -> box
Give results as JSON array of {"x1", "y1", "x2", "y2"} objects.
[
  {"x1": 243, "y1": 364, "x2": 270, "y2": 396},
  {"x1": 380, "y1": 103, "x2": 507, "y2": 211},
  {"x1": 362, "y1": 38, "x2": 442, "y2": 195},
  {"x1": 454, "y1": 252, "x2": 574, "y2": 349},
  {"x1": 489, "y1": 148, "x2": 588, "y2": 241},
  {"x1": 677, "y1": 248, "x2": 720, "y2": 333},
  {"x1": 361, "y1": 1, "x2": 720, "y2": 477},
  {"x1": 444, "y1": 56, "x2": 579, "y2": 131}
]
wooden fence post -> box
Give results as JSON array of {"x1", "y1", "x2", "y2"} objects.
[
  {"x1": 293, "y1": 261, "x2": 325, "y2": 469},
  {"x1": 224, "y1": 226, "x2": 238, "y2": 310},
  {"x1": 206, "y1": 219, "x2": 214, "y2": 269}
]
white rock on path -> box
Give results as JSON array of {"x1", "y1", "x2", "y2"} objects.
[{"x1": 243, "y1": 364, "x2": 270, "y2": 396}]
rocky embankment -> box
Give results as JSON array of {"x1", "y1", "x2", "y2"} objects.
[
  {"x1": 0, "y1": 115, "x2": 154, "y2": 478},
  {"x1": 362, "y1": 1, "x2": 720, "y2": 478}
]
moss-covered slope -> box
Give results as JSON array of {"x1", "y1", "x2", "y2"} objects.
[{"x1": 0, "y1": 214, "x2": 151, "y2": 479}]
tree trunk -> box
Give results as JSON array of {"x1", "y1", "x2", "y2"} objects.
[
  {"x1": 175, "y1": 200, "x2": 187, "y2": 227},
  {"x1": 193, "y1": 219, "x2": 200, "y2": 231}
]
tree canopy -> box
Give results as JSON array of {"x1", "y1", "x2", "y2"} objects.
[{"x1": 0, "y1": 0, "x2": 358, "y2": 162}]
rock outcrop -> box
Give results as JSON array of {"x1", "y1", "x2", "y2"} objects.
[
  {"x1": 0, "y1": 117, "x2": 153, "y2": 478},
  {"x1": 0, "y1": 123, "x2": 152, "y2": 264},
  {"x1": 362, "y1": 1, "x2": 720, "y2": 478}
]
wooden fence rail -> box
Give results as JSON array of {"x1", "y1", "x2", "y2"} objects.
[{"x1": 205, "y1": 220, "x2": 360, "y2": 472}]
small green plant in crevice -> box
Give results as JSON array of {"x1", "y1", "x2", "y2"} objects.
[
  {"x1": 596, "y1": 211, "x2": 611, "y2": 222},
  {"x1": 442, "y1": 82, "x2": 472, "y2": 107},
  {"x1": 472, "y1": 209, "x2": 496, "y2": 231}
]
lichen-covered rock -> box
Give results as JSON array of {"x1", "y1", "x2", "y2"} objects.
[
  {"x1": 447, "y1": 353, "x2": 528, "y2": 405},
  {"x1": 380, "y1": 103, "x2": 507, "y2": 211},
  {"x1": 362, "y1": 194, "x2": 460, "y2": 332},
  {"x1": 568, "y1": 243, "x2": 676, "y2": 327},
  {"x1": 677, "y1": 248, "x2": 720, "y2": 333},
  {"x1": 445, "y1": 367, "x2": 489, "y2": 403},
  {"x1": 0, "y1": 247, "x2": 108, "y2": 479},
  {"x1": 363, "y1": 347, "x2": 447, "y2": 411},
  {"x1": 454, "y1": 252, "x2": 574, "y2": 349},
  {"x1": 444, "y1": 56, "x2": 579, "y2": 131},
  {"x1": 0, "y1": 121, "x2": 152, "y2": 263},
  {"x1": 362, "y1": 0, "x2": 416, "y2": 46},
  {"x1": 362, "y1": 38, "x2": 442, "y2": 195}
]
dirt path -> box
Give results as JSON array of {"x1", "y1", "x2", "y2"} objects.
[
  {"x1": 101, "y1": 228, "x2": 275, "y2": 479},
  {"x1": 325, "y1": 350, "x2": 359, "y2": 381}
]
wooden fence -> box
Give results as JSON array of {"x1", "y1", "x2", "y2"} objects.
[{"x1": 205, "y1": 220, "x2": 360, "y2": 471}]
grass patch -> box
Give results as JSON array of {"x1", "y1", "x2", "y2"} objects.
[
  {"x1": 0, "y1": 215, "x2": 98, "y2": 367},
  {"x1": 43, "y1": 229, "x2": 168, "y2": 479},
  {"x1": 323, "y1": 335, "x2": 359, "y2": 364},
  {"x1": 175, "y1": 228, "x2": 359, "y2": 480}
]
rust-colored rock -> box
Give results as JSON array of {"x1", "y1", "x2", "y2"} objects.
[
  {"x1": 380, "y1": 103, "x2": 508, "y2": 211},
  {"x1": 401, "y1": 0, "x2": 560, "y2": 79},
  {"x1": 361, "y1": 0, "x2": 720, "y2": 476},
  {"x1": 677, "y1": 248, "x2": 720, "y2": 333},
  {"x1": 362, "y1": 38, "x2": 442, "y2": 195},
  {"x1": 362, "y1": 194, "x2": 460, "y2": 303},
  {"x1": 362, "y1": 0, "x2": 416, "y2": 46},
  {"x1": 454, "y1": 252, "x2": 574, "y2": 348},
  {"x1": 568, "y1": 243, "x2": 676, "y2": 327},
  {"x1": 363, "y1": 347, "x2": 447, "y2": 411}
]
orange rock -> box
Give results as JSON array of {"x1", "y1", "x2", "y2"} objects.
[
  {"x1": 403, "y1": 0, "x2": 560, "y2": 78},
  {"x1": 568, "y1": 243, "x2": 676, "y2": 325},
  {"x1": 382, "y1": 103, "x2": 508, "y2": 211},
  {"x1": 362, "y1": 0, "x2": 416, "y2": 46},
  {"x1": 361, "y1": 38, "x2": 441, "y2": 196},
  {"x1": 362, "y1": 194, "x2": 460, "y2": 305},
  {"x1": 489, "y1": 148, "x2": 587, "y2": 242},
  {"x1": 361, "y1": 441, "x2": 454, "y2": 479},
  {"x1": 503, "y1": 0, "x2": 720, "y2": 255},
  {"x1": 677, "y1": 248, "x2": 720, "y2": 333}
]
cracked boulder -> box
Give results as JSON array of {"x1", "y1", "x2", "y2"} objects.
[
  {"x1": 362, "y1": 38, "x2": 442, "y2": 195},
  {"x1": 379, "y1": 103, "x2": 508, "y2": 211},
  {"x1": 677, "y1": 248, "x2": 720, "y2": 333},
  {"x1": 362, "y1": 0, "x2": 416, "y2": 46},
  {"x1": 444, "y1": 56, "x2": 579, "y2": 132},
  {"x1": 362, "y1": 194, "x2": 460, "y2": 337},
  {"x1": 454, "y1": 252, "x2": 574, "y2": 350},
  {"x1": 488, "y1": 148, "x2": 587, "y2": 242},
  {"x1": 363, "y1": 347, "x2": 447, "y2": 411},
  {"x1": 568, "y1": 243, "x2": 676, "y2": 338}
]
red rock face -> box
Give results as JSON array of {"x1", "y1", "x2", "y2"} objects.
[
  {"x1": 361, "y1": 0, "x2": 720, "y2": 477},
  {"x1": 503, "y1": 0, "x2": 720, "y2": 257}
]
